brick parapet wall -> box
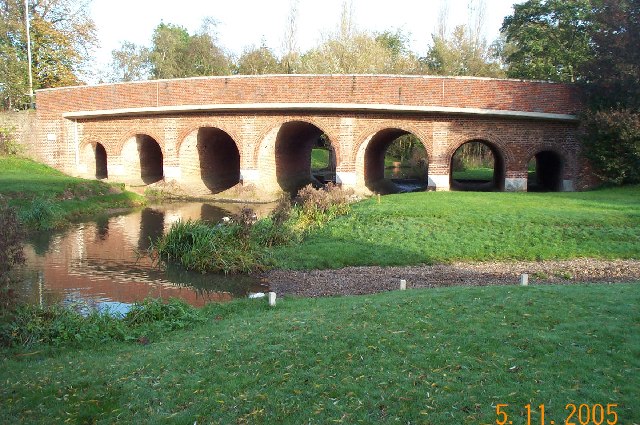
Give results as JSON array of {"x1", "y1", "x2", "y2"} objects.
[{"x1": 34, "y1": 75, "x2": 583, "y2": 116}]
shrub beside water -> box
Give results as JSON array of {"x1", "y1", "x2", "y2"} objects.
[
  {"x1": 0, "y1": 298, "x2": 204, "y2": 348},
  {"x1": 18, "y1": 197, "x2": 62, "y2": 230},
  {"x1": 0, "y1": 202, "x2": 25, "y2": 313},
  {"x1": 149, "y1": 184, "x2": 355, "y2": 274},
  {"x1": 150, "y1": 218, "x2": 267, "y2": 274}
]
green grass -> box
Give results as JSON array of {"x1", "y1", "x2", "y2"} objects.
[
  {"x1": 1, "y1": 283, "x2": 638, "y2": 424},
  {"x1": 0, "y1": 157, "x2": 144, "y2": 229},
  {"x1": 311, "y1": 148, "x2": 330, "y2": 169},
  {"x1": 452, "y1": 166, "x2": 494, "y2": 181},
  {"x1": 272, "y1": 186, "x2": 640, "y2": 269}
]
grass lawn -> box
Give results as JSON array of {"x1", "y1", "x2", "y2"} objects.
[
  {"x1": 272, "y1": 186, "x2": 640, "y2": 269},
  {"x1": 311, "y1": 148, "x2": 330, "y2": 170},
  {"x1": 0, "y1": 156, "x2": 144, "y2": 229},
  {"x1": 1, "y1": 283, "x2": 638, "y2": 424},
  {"x1": 452, "y1": 167, "x2": 494, "y2": 181}
]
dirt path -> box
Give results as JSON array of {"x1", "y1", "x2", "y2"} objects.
[{"x1": 264, "y1": 259, "x2": 640, "y2": 297}]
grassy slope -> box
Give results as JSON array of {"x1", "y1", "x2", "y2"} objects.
[
  {"x1": 311, "y1": 148, "x2": 330, "y2": 169},
  {"x1": 0, "y1": 157, "x2": 144, "y2": 227},
  {"x1": 272, "y1": 186, "x2": 640, "y2": 269},
  {"x1": 1, "y1": 283, "x2": 638, "y2": 424}
]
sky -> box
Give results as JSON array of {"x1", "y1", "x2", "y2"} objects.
[{"x1": 89, "y1": 0, "x2": 523, "y2": 80}]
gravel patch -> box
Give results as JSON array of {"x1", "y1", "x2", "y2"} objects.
[{"x1": 264, "y1": 259, "x2": 640, "y2": 297}]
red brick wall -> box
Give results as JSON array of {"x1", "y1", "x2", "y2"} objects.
[
  {"x1": 35, "y1": 75, "x2": 582, "y2": 116},
  {"x1": 32, "y1": 75, "x2": 590, "y2": 193}
]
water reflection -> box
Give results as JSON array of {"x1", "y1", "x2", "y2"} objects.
[
  {"x1": 16, "y1": 202, "x2": 273, "y2": 308},
  {"x1": 138, "y1": 208, "x2": 165, "y2": 250},
  {"x1": 384, "y1": 165, "x2": 429, "y2": 193}
]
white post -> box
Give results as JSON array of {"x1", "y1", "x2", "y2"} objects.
[
  {"x1": 400, "y1": 279, "x2": 407, "y2": 290},
  {"x1": 268, "y1": 292, "x2": 277, "y2": 306},
  {"x1": 24, "y1": 0, "x2": 34, "y2": 107},
  {"x1": 520, "y1": 274, "x2": 529, "y2": 286}
]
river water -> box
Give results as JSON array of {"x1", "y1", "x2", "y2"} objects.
[{"x1": 14, "y1": 202, "x2": 275, "y2": 311}]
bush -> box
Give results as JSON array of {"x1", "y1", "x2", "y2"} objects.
[
  {"x1": 582, "y1": 109, "x2": 640, "y2": 185},
  {"x1": 294, "y1": 183, "x2": 354, "y2": 230},
  {"x1": 0, "y1": 126, "x2": 22, "y2": 156},
  {"x1": 0, "y1": 298, "x2": 204, "y2": 348},
  {"x1": 18, "y1": 197, "x2": 62, "y2": 230},
  {"x1": 250, "y1": 196, "x2": 297, "y2": 247},
  {"x1": 0, "y1": 202, "x2": 25, "y2": 312},
  {"x1": 150, "y1": 219, "x2": 267, "y2": 274},
  {"x1": 150, "y1": 186, "x2": 356, "y2": 273}
]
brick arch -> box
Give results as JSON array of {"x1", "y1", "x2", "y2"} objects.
[
  {"x1": 253, "y1": 116, "x2": 342, "y2": 167},
  {"x1": 116, "y1": 130, "x2": 166, "y2": 185},
  {"x1": 114, "y1": 129, "x2": 166, "y2": 157},
  {"x1": 446, "y1": 132, "x2": 512, "y2": 192},
  {"x1": 78, "y1": 137, "x2": 108, "y2": 179},
  {"x1": 353, "y1": 122, "x2": 432, "y2": 165},
  {"x1": 255, "y1": 117, "x2": 341, "y2": 193},
  {"x1": 353, "y1": 124, "x2": 431, "y2": 194},
  {"x1": 445, "y1": 131, "x2": 514, "y2": 166},
  {"x1": 523, "y1": 144, "x2": 569, "y2": 165},
  {"x1": 175, "y1": 122, "x2": 242, "y2": 158},
  {"x1": 79, "y1": 138, "x2": 99, "y2": 155},
  {"x1": 177, "y1": 125, "x2": 241, "y2": 194}
]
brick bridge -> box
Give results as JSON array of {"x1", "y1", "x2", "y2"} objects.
[{"x1": 34, "y1": 74, "x2": 588, "y2": 196}]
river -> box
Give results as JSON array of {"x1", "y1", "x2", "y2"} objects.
[{"x1": 14, "y1": 202, "x2": 275, "y2": 311}]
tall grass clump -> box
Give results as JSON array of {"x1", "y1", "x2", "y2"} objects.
[
  {"x1": 18, "y1": 197, "x2": 62, "y2": 230},
  {"x1": 250, "y1": 195, "x2": 297, "y2": 247},
  {"x1": 150, "y1": 185, "x2": 356, "y2": 274},
  {"x1": 150, "y1": 214, "x2": 266, "y2": 274}
]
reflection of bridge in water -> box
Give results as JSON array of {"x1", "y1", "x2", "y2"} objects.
[{"x1": 18, "y1": 202, "x2": 272, "y2": 307}]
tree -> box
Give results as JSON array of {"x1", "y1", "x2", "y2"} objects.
[
  {"x1": 581, "y1": 0, "x2": 640, "y2": 109},
  {"x1": 0, "y1": 0, "x2": 97, "y2": 109},
  {"x1": 148, "y1": 20, "x2": 231, "y2": 79},
  {"x1": 425, "y1": 1, "x2": 504, "y2": 77},
  {"x1": 236, "y1": 44, "x2": 281, "y2": 75},
  {"x1": 582, "y1": 109, "x2": 640, "y2": 184},
  {"x1": 299, "y1": 2, "x2": 419, "y2": 74},
  {"x1": 580, "y1": 0, "x2": 640, "y2": 184},
  {"x1": 500, "y1": 0, "x2": 593, "y2": 82},
  {"x1": 280, "y1": 0, "x2": 300, "y2": 74},
  {"x1": 425, "y1": 25, "x2": 503, "y2": 77},
  {"x1": 108, "y1": 41, "x2": 150, "y2": 82}
]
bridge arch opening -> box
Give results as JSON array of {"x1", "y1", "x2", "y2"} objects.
[
  {"x1": 95, "y1": 142, "x2": 108, "y2": 179},
  {"x1": 450, "y1": 140, "x2": 504, "y2": 191},
  {"x1": 364, "y1": 129, "x2": 428, "y2": 194},
  {"x1": 197, "y1": 127, "x2": 240, "y2": 193},
  {"x1": 527, "y1": 150, "x2": 564, "y2": 192},
  {"x1": 275, "y1": 121, "x2": 336, "y2": 194},
  {"x1": 136, "y1": 134, "x2": 164, "y2": 184}
]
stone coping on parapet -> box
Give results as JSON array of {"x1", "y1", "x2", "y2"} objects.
[{"x1": 62, "y1": 102, "x2": 578, "y2": 122}]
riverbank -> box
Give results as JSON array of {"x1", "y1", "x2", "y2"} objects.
[
  {"x1": 270, "y1": 185, "x2": 640, "y2": 269},
  {"x1": 265, "y1": 259, "x2": 640, "y2": 297},
  {"x1": 0, "y1": 157, "x2": 145, "y2": 230},
  {"x1": 1, "y1": 283, "x2": 638, "y2": 423}
]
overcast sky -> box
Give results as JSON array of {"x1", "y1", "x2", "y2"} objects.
[{"x1": 89, "y1": 0, "x2": 522, "y2": 79}]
